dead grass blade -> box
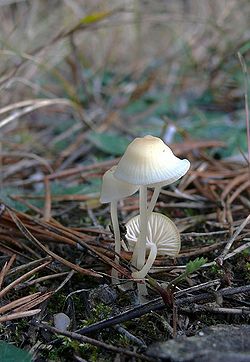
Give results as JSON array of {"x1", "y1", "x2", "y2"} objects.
[
  {"x1": 1, "y1": 204, "x2": 132, "y2": 278},
  {"x1": 13, "y1": 291, "x2": 52, "y2": 313},
  {"x1": 0, "y1": 260, "x2": 51, "y2": 299},
  {"x1": 7, "y1": 257, "x2": 51, "y2": 277},
  {"x1": 0, "y1": 254, "x2": 16, "y2": 289},
  {"x1": 228, "y1": 180, "x2": 250, "y2": 204},
  {"x1": 216, "y1": 214, "x2": 250, "y2": 265},
  {"x1": 0, "y1": 310, "x2": 41, "y2": 323},
  {"x1": 0, "y1": 151, "x2": 53, "y2": 175},
  {"x1": 0, "y1": 292, "x2": 42, "y2": 314},
  {"x1": 0, "y1": 98, "x2": 75, "y2": 129},
  {"x1": 221, "y1": 173, "x2": 249, "y2": 201},
  {"x1": 43, "y1": 176, "x2": 52, "y2": 221},
  {"x1": 6, "y1": 207, "x2": 102, "y2": 278}
]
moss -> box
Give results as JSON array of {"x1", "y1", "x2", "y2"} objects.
[
  {"x1": 125, "y1": 312, "x2": 170, "y2": 345},
  {"x1": 246, "y1": 262, "x2": 250, "y2": 281},
  {"x1": 0, "y1": 318, "x2": 29, "y2": 348},
  {"x1": 47, "y1": 293, "x2": 67, "y2": 313},
  {"x1": 80, "y1": 302, "x2": 112, "y2": 327}
]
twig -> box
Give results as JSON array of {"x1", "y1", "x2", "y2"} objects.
[
  {"x1": 7, "y1": 256, "x2": 52, "y2": 276},
  {"x1": 113, "y1": 325, "x2": 146, "y2": 348},
  {"x1": 182, "y1": 230, "x2": 229, "y2": 237},
  {"x1": 34, "y1": 322, "x2": 155, "y2": 362},
  {"x1": 175, "y1": 285, "x2": 250, "y2": 306},
  {"x1": 180, "y1": 305, "x2": 250, "y2": 315},
  {"x1": 76, "y1": 297, "x2": 163, "y2": 335},
  {"x1": 224, "y1": 241, "x2": 250, "y2": 260},
  {"x1": 177, "y1": 241, "x2": 226, "y2": 258},
  {"x1": 54, "y1": 270, "x2": 75, "y2": 293},
  {"x1": 15, "y1": 272, "x2": 69, "y2": 291},
  {"x1": 76, "y1": 284, "x2": 250, "y2": 335},
  {"x1": 73, "y1": 355, "x2": 88, "y2": 362},
  {"x1": 216, "y1": 214, "x2": 250, "y2": 265},
  {"x1": 175, "y1": 279, "x2": 221, "y2": 297}
]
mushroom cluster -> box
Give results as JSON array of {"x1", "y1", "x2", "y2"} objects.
[{"x1": 100, "y1": 135, "x2": 190, "y2": 290}]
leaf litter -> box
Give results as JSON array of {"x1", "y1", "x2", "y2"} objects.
[
  {"x1": 0, "y1": 2, "x2": 250, "y2": 360},
  {"x1": 0, "y1": 131, "x2": 249, "y2": 360}
]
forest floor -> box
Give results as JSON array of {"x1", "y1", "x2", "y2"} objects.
[
  {"x1": 0, "y1": 2, "x2": 250, "y2": 361},
  {"x1": 0, "y1": 111, "x2": 249, "y2": 361}
]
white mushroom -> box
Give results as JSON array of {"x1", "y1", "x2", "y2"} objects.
[
  {"x1": 126, "y1": 212, "x2": 180, "y2": 279},
  {"x1": 100, "y1": 166, "x2": 138, "y2": 282},
  {"x1": 114, "y1": 135, "x2": 189, "y2": 274},
  {"x1": 114, "y1": 135, "x2": 189, "y2": 185}
]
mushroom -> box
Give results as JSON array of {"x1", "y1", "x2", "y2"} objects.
[
  {"x1": 100, "y1": 166, "x2": 138, "y2": 281},
  {"x1": 126, "y1": 212, "x2": 180, "y2": 279},
  {"x1": 114, "y1": 135, "x2": 189, "y2": 273}
]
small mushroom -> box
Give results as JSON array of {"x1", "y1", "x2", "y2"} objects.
[
  {"x1": 100, "y1": 166, "x2": 138, "y2": 281},
  {"x1": 114, "y1": 135, "x2": 189, "y2": 273},
  {"x1": 126, "y1": 212, "x2": 180, "y2": 279},
  {"x1": 53, "y1": 312, "x2": 71, "y2": 332}
]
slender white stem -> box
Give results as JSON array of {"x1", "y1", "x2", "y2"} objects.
[
  {"x1": 131, "y1": 245, "x2": 138, "y2": 267},
  {"x1": 137, "y1": 185, "x2": 148, "y2": 270},
  {"x1": 131, "y1": 186, "x2": 161, "y2": 276},
  {"x1": 131, "y1": 185, "x2": 160, "y2": 270},
  {"x1": 137, "y1": 283, "x2": 148, "y2": 302},
  {"x1": 147, "y1": 185, "x2": 161, "y2": 215},
  {"x1": 132, "y1": 243, "x2": 157, "y2": 279},
  {"x1": 110, "y1": 200, "x2": 120, "y2": 283}
]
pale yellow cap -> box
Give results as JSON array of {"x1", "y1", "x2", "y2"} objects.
[
  {"x1": 126, "y1": 212, "x2": 180, "y2": 257},
  {"x1": 114, "y1": 135, "x2": 190, "y2": 185},
  {"x1": 100, "y1": 166, "x2": 139, "y2": 203}
]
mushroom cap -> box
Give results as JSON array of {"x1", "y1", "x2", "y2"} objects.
[
  {"x1": 100, "y1": 166, "x2": 139, "y2": 204},
  {"x1": 125, "y1": 212, "x2": 181, "y2": 257},
  {"x1": 114, "y1": 135, "x2": 190, "y2": 185}
]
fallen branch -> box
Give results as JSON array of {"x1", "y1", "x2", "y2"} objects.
[
  {"x1": 75, "y1": 284, "x2": 250, "y2": 335},
  {"x1": 33, "y1": 322, "x2": 155, "y2": 362}
]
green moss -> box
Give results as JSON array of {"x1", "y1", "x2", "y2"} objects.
[
  {"x1": 245, "y1": 263, "x2": 250, "y2": 281},
  {"x1": 47, "y1": 293, "x2": 67, "y2": 313},
  {"x1": 125, "y1": 312, "x2": 170, "y2": 344},
  {"x1": 80, "y1": 303, "x2": 112, "y2": 327}
]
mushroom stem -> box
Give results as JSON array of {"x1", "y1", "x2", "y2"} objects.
[
  {"x1": 132, "y1": 243, "x2": 157, "y2": 279},
  {"x1": 147, "y1": 185, "x2": 161, "y2": 215},
  {"x1": 110, "y1": 200, "x2": 120, "y2": 282},
  {"x1": 137, "y1": 283, "x2": 148, "y2": 302},
  {"x1": 130, "y1": 241, "x2": 138, "y2": 267},
  {"x1": 136, "y1": 185, "x2": 148, "y2": 271}
]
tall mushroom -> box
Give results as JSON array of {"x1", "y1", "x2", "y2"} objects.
[
  {"x1": 100, "y1": 166, "x2": 138, "y2": 282},
  {"x1": 114, "y1": 135, "x2": 190, "y2": 276},
  {"x1": 126, "y1": 212, "x2": 180, "y2": 279}
]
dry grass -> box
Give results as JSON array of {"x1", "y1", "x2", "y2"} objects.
[{"x1": 0, "y1": 0, "x2": 249, "y2": 103}]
